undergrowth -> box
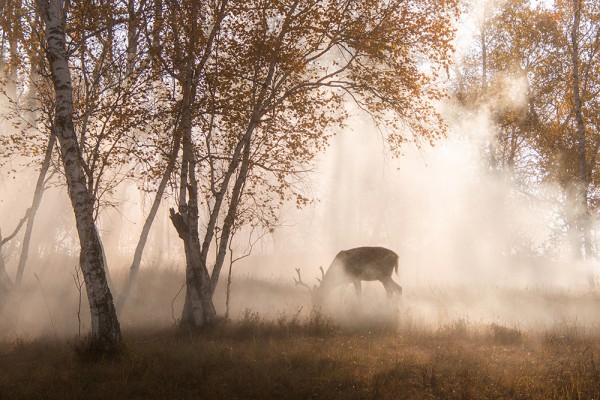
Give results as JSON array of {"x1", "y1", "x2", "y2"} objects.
[{"x1": 2, "y1": 314, "x2": 600, "y2": 399}]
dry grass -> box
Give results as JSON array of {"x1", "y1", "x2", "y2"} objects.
[
  {"x1": 3, "y1": 269, "x2": 600, "y2": 399},
  {"x1": 2, "y1": 315, "x2": 600, "y2": 399}
]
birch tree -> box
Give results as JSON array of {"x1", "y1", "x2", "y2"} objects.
[
  {"x1": 0, "y1": 0, "x2": 60, "y2": 289},
  {"x1": 35, "y1": 0, "x2": 121, "y2": 353},
  {"x1": 160, "y1": 0, "x2": 458, "y2": 329},
  {"x1": 456, "y1": 0, "x2": 600, "y2": 279}
]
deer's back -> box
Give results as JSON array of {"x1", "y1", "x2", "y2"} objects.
[{"x1": 337, "y1": 246, "x2": 398, "y2": 281}]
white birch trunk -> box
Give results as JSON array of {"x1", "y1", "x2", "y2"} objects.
[
  {"x1": 171, "y1": 78, "x2": 216, "y2": 328},
  {"x1": 37, "y1": 0, "x2": 121, "y2": 350}
]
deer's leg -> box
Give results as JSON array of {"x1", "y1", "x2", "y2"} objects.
[
  {"x1": 382, "y1": 278, "x2": 402, "y2": 298},
  {"x1": 353, "y1": 280, "x2": 361, "y2": 298},
  {"x1": 382, "y1": 280, "x2": 392, "y2": 298}
]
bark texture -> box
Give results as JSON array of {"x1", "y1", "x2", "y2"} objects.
[
  {"x1": 37, "y1": 0, "x2": 121, "y2": 351},
  {"x1": 166, "y1": 0, "x2": 229, "y2": 329},
  {"x1": 170, "y1": 75, "x2": 216, "y2": 328}
]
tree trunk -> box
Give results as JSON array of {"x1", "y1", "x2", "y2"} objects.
[
  {"x1": 480, "y1": 24, "x2": 498, "y2": 172},
  {"x1": 211, "y1": 137, "x2": 252, "y2": 294},
  {"x1": 116, "y1": 129, "x2": 182, "y2": 313},
  {"x1": 37, "y1": 0, "x2": 121, "y2": 351},
  {"x1": 25, "y1": 24, "x2": 41, "y2": 126},
  {"x1": 126, "y1": 0, "x2": 139, "y2": 78},
  {"x1": 15, "y1": 133, "x2": 56, "y2": 287},
  {"x1": 0, "y1": 230, "x2": 14, "y2": 304},
  {"x1": 571, "y1": 0, "x2": 595, "y2": 288},
  {"x1": 565, "y1": 183, "x2": 583, "y2": 258},
  {"x1": 200, "y1": 55, "x2": 277, "y2": 293},
  {"x1": 5, "y1": 9, "x2": 19, "y2": 103},
  {"x1": 170, "y1": 74, "x2": 216, "y2": 329},
  {"x1": 166, "y1": 0, "x2": 230, "y2": 329}
]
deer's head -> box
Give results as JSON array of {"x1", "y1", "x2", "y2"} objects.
[{"x1": 293, "y1": 267, "x2": 326, "y2": 305}]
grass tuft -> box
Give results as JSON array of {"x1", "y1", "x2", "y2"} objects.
[
  {"x1": 219, "y1": 307, "x2": 338, "y2": 340},
  {"x1": 436, "y1": 317, "x2": 470, "y2": 339},
  {"x1": 74, "y1": 335, "x2": 126, "y2": 363},
  {"x1": 489, "y1": 323, "x2": 523, "y2": 345}
]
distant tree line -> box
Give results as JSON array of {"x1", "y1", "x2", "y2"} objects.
[{"x1": 454, "y1": 0, "x2": 600, "y2": 284}]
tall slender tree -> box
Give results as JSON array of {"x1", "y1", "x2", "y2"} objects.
[
  {"x1": 161, "y1": 0, "x2": 458, "y2": 328},
  {"x1": 35, "y1": 0, "x2": 121, "y2": 353}
]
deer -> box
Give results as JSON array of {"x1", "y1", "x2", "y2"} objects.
[{"x1": 294, "y1": 246, "x2": 402, "y2": 305}]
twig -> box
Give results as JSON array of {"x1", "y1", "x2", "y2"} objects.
[
  {"x1": 34, "y1": 273, "x2": 57, "y2": 340},
  {"x1": 225, "y1": 240, "x2": 234, "y2": 321},
  {"x1": 224, "y1": 225, "x2": 267, "y2": 320},
  {"x1": 171, "y1": 281, "x2": 186, "y2": 325},
  {"x1": 71, "y1": 265, "x2": 84, "y2": 339}
]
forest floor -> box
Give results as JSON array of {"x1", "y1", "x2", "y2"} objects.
[
  {"x1": 2, "y1": 307, "x2": 600, "y2": 399},
  {"x1": 2, "y1": 270, "x2": 600, "y2": 399}
]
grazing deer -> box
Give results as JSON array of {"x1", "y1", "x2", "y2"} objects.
[{"x1": 294, "y1": 246, "x2": 402, "y2": 305}]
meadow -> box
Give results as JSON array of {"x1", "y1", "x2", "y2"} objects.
[{"x1": 2, "y1": 267, "x2": 600, "y2": 399}]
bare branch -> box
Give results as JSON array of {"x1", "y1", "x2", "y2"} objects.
[{"x1": 0, "y1": 209, "x2": 30, "y2": 246}]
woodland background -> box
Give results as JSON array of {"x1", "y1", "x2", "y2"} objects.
[{"x1": 0, "y1": 0, "x2": 599, "y2": 374}]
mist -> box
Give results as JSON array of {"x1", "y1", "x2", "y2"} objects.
[
  {"x1": 2, "y1": 69, "x2": 597, "y2": 342},
  {"x1": 1, "y1": 0, "x2": 599, "y2": 343},
  {"x1": 228, "y1": 99, "x2": 597, "y2": 329}
]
